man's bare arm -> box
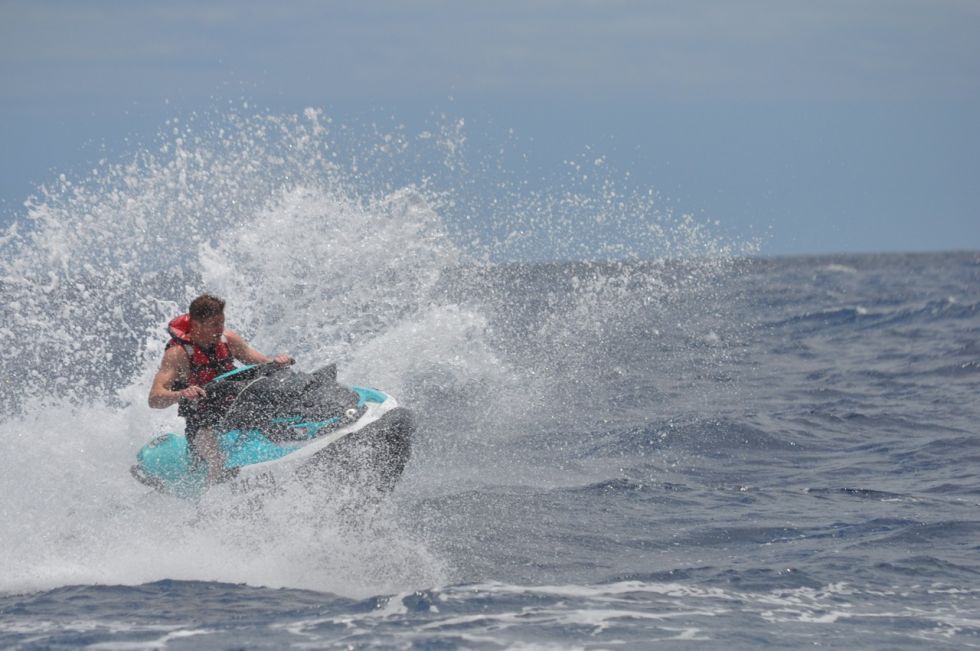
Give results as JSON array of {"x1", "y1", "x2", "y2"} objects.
[
  {"x1": 225, "y1": 330, "x2": 291, "y2": 365},
  {"x1": 148, "y1": 346, "x2": 200, "y2": 408}
]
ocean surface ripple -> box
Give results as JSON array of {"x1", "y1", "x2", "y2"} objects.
[{"x1": 2, "y1": 252, "x2": 977, "y2": 649}]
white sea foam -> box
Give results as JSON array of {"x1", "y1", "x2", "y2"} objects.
[{"x1": 0, "y1": 107, "x2": 744, "y2": 598}]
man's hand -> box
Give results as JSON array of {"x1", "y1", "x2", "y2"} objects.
[
  {"x1": 272, "y1": 355, "x2": 294, "y2": 365},
  {"x1": 176, "y1": 386, "x2": 207, "y2": 401}
]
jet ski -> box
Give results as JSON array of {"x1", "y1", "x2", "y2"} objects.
[{"x1": 131, "y1": 363, "x2": 413, "y2": 499}]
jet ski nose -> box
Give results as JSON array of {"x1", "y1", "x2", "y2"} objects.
[{"x1": 130, "y1": 464, "x2": 164, "y2": 490}]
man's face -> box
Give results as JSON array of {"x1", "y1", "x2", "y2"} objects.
[{"x1": 193, "y1": 314, "x2": 225, "y2": 345}]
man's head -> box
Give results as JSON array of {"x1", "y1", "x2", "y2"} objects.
[{"x1": 188, "y1": 294, "x2": 226, "y2": 345}]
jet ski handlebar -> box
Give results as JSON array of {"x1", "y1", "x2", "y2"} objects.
[
  {"x1": 205, "y1": 359, "x2": 296, "y2": 388},
  {"x1": 177, "y1": 360, "x2": 297, "y2": 416}
]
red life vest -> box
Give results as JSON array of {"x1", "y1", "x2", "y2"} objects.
[{"x1": 165, "y1": 314, "x2": 236, "y2": 386}]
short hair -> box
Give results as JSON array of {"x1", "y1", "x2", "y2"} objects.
[{"x1": 188, "y1": 294, "x2": 226, "y2": 322}]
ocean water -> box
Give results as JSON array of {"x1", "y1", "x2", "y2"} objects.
[{"x1": 1, "y1": 111, "x2": 979, "y2": 649}]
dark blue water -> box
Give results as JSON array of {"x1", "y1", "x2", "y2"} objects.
[
  {"x1": 2, "y1": 252, "x2": 978, "y2": 649},
  {"x1": 1, "y1": 112, "x2": 978, "y2": 648}
]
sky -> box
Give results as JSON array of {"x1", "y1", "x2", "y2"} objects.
[{"x1": 1, "y1": 0, "x2": 978, "y2": 255}]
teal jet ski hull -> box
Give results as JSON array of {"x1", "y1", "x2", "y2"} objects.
[{"x1": 132, "y1": 366, "x2": 413, "y2": 499}]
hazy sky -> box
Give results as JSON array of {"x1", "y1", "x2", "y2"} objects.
[{"x1": 2, "y1": 0, "x2": 978, "y2": 254}]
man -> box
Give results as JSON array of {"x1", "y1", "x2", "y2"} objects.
[{"x1": 149, "y1": 293, "x2": 292, "y2": 484}]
